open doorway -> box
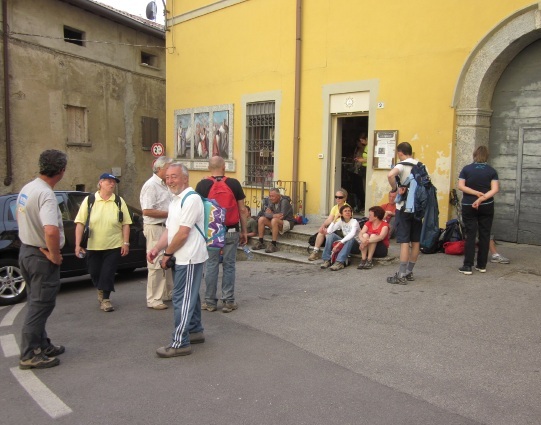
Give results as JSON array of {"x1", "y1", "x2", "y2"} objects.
[{"x1": 335, "y1": 115, "x2": 368, "y2": 213}]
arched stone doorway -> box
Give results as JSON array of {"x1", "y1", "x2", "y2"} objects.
[{"x1": 453, "y1": 4, "x2": 541, "y2": 244}]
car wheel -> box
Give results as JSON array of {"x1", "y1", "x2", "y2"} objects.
[{"x1": 0, "y1": 259, "x2": 27, "y2": 306}]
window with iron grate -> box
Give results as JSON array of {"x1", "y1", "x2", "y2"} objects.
[{"x1": 246, "y1": 101, "x2": 275, "y2": 185}]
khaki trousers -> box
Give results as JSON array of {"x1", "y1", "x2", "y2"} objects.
[{"x1": 144, "y1": 224, "x2": 173, "y2": 307}]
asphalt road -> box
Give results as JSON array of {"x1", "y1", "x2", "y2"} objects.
[{"x1": 1, "y1": 242, "x2": 540, "y2": 425}]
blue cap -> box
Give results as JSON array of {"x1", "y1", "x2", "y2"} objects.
[{"x1": 99, "y1": 173, "x2": 120, "y2": 183}]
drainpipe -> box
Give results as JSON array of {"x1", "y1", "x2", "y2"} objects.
[
  {"x1": 292, "y1": 0, "x2": 301, "y2": 206},
  {"x1": 2, "y1": 0, "x2": 12, "y2": 186}
]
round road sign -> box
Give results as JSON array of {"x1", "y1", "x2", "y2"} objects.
[{"x1": 151, "y1": 143, "x2": 164, "y2": 157}]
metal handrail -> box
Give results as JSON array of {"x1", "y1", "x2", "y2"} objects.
[{"x1": 242, "y1": 180, "x2": 307, "y2": 217}]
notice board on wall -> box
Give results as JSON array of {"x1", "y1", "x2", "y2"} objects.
[{"x1": 373, "y1": 130, "x2": 398, "y2": 169}]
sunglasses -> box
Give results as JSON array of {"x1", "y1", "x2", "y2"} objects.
[{"x1": 335, "y1": 196, "x2": 345, "y2": 199}]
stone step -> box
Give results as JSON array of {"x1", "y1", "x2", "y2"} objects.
[{"x1": 242, "y1": 230, "x2": 398, "y2": 267}]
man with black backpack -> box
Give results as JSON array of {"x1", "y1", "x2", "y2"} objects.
[
  {"x1": 195, "y1": 156, "x2": 247, "y2": 313},
  {"x1": 386, "y1": 142, "x2": 422, "y2": 284}
]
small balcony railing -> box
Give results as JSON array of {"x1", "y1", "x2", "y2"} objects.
[{"x1": 242, "y1": 180, "x2": 307, "y2": 217}]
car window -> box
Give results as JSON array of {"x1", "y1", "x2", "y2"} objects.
[
  {"x1": 67, "y1": 193, "x2": 88, "y2": 218},
  {"x1": 7, "y1": 199, "x2": 16, "y2": 221},
  {"x1": 56, "y1": 195, "x2": 70, "y2": 221}
]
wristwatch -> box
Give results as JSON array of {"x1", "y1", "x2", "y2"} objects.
[
  {"x1": 163, "y1": 252, "x2": 173, "y2": 257},
  {"x1": 123, "y1": 242, "x2": 130, "y2": 246}
]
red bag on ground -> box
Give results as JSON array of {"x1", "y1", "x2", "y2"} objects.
[
  {"x1": 443, "y1": 240, "x2": 465, "y2": 255},
  {"x1": 331, "y1": 241, "x2": 344, "y2": 264}
]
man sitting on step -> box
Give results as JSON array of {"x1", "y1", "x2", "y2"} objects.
[{"x1": 252, "y1": 188, "x2": 296, "y2": 253}]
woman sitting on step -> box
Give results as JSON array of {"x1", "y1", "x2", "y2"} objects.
[
  {"x1": 320, "y1": 205, "x2": 360, "y2": 271},
  {"x1": 308, "y1": 188, "x2": 350, "y2": 261},
  {"x1": 357, "y1": 206, "x2": 390, "y2": 270}
]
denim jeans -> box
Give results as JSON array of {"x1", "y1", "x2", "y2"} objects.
[
  {"x1": 204, "y1": 231, "x2": 239, "y2": 305},
  {"x1": 462, "y1": 202, "x2": 494, "y2": 268},
  {"x1": 171, "y1": 262, "x2": 204, "y2": 348},
  {"x1": 322, "y1": 233, "x2": 354, "y2": 263}
]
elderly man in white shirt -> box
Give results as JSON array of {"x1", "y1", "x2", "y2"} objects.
[{"x1": 140, "y1": 156, "x2": 173, "y2": 310}]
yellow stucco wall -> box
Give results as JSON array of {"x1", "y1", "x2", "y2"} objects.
[{"x1": 165, "y1": 0, "x2": 535, "y2": 223}]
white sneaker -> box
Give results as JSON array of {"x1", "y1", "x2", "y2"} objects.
[{"x1": 491, "y1": 254, "x2": 510, "y2": 264}]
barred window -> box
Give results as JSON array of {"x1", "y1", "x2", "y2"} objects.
[{"x1": 246, "y1": 101, "x2": 275, "y2": 185}]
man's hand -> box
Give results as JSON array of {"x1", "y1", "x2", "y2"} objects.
[
  {"x1": 147, "y1": 248, "x2": 159, "y2": 264},
  {"x1": 239, "y1": 231, "x2": 248, "y2": 246},
  {"x1": 41, "y1": 248, "x2": 62, "y2": 265}
]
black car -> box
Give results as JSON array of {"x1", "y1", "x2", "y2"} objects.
[{"x1": 0, "y1": 191, "x2": 147, "y2": 305}]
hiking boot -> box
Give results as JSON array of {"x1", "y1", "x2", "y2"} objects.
[
  {"x1": 491, "y1": 254, "x2": 510, "y2": 264},
  {"x1": 100, "y1": 299, "x2": 114, "y2": 312},
  {"x1": 222, "y1": 302, "x2": 238, "y2": 313},
  {"x1": 330, "y1": 261, "x2": 345, "y2": 271},
  {"x1": 202, "y1": 303, "x2": 217, "y2": 312},
  {"x1": 363, "y1": 260, "x2": 373, "y2": 269},
  {"x1": 387, "y1": 273, "x2": 407, "y2": 285},
  {"x1": 357, "y1": 259, "x2": 367, "y2": 270},
  {"x1": 265, "y1": 244, "x2": 278, "y2": 253},
  {"x1": 404, "y1": 272, "x2": 415, "y2": 281},
  {"x1": 320, "y1": 260, "x2": 332, "y2": 269},
  {"x1": 97, "y1": 289, "x2": 104, "y2": 304},
  {"x1": 189, "y1": 332, "x2": 205, "y2": 344},
  {"x1": 458, "y1": 266, "x2": 473, "y2": 275},
  {"x1": 43, "y1": 344, "x2": 65, "y2": 357},
  {"x1": 308, "y1": 250, "x2": 321, "y2": 261},
  {"x1": 252, "y1": 241, "x2": 265, "y2": 250},
  {"x1": 19, "y1": 349, "x2": 60, "y2": 370},
  {"x1": 156, "y1": 345, "x2": 192, "y2": 358},
  {"x1": 475, "y1": 266, "x2": 486, "y2": 273}
]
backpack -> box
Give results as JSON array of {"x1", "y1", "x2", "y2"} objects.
[
  {"x1": 397, "y1": 161, "x2": 433, "y2": 221},
  {"x1": 207, "y1": 176, "x2": 239, "y2": 227},
  {"x1": 181, "y1": 191, "x2": 226, "y2": 250},
  {"x1": 87, "y1": 193, "x2": 123, "y2": 221},
  {"x1": 440, "y1": 219, "x2": 463, "y2": 247}
]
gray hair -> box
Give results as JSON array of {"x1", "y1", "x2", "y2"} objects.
[
  {"x1": 168, "y1": 162, "x2": 189, "y2": 177},
  {"x1": 39, "y1": 150, "x2": 67, "y2": 177},
  {"x1": 153, "y1": 156, "x2": 173, "y2": 173},
  {"x1": 269, "y1": 188, "x2": 281, "y2": 195}
]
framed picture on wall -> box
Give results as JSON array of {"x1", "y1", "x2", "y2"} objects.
[{"x1": 174, "y1": 104, "x2": 234, "y2": 171}]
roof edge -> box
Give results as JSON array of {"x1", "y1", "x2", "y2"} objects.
[{"x1": 59, "y1": 0, "x2": 165, "y2": 39}]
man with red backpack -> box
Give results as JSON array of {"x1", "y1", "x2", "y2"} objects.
[{"x1": 195, "y1": 156, "x2": 247, "y2": 313}]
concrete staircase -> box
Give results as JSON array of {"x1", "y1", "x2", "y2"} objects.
[{"x1": 237, "y1": 223, "x2": 398, "y2": 267}]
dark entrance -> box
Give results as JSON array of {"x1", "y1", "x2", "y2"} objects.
[{"x1": 339, "y1": 115, "x2": 368, "y2": 213}]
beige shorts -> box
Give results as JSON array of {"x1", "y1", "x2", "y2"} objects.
[{"x1": 279, "y1": 220, "x2": 291, "y2": 235}]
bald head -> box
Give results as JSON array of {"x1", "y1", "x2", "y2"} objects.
[{"x1": 208, "y1": 156, "x2": 225, "y2": 174}]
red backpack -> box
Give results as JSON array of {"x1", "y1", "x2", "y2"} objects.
[{"x1": 207, "y1": 176, "x2": 239, "y2": 227}]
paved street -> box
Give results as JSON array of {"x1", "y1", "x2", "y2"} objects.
[{"x1": 1, "y1": 241, "x2": 540, "y2": 425}]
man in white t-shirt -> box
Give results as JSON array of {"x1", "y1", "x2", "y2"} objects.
[
  {"x1": 386, "y1": 142, "x2": 421, "y2": 285},
  {"x1": 147, "y1": 163, "x2": 209, "y2": 358},
  {"x1": 16, "y1": 150, "x2": 67, "y2": 370}
]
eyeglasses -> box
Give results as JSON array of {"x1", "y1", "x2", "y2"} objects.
[{"x1": 335, "y1": 196, "x2": 345, "y2": 199}]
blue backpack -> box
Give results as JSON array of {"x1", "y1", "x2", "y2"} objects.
[
  {"x1": 396, "y1": 161, "x2": 433, "y2": 221},
  {"x1": 181, "y1": 191, "x2": 226, "y2": 250}
]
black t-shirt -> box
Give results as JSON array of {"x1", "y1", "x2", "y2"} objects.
[{"x1": 459, "y1": 162, "x2": 498, "y2": 205}]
